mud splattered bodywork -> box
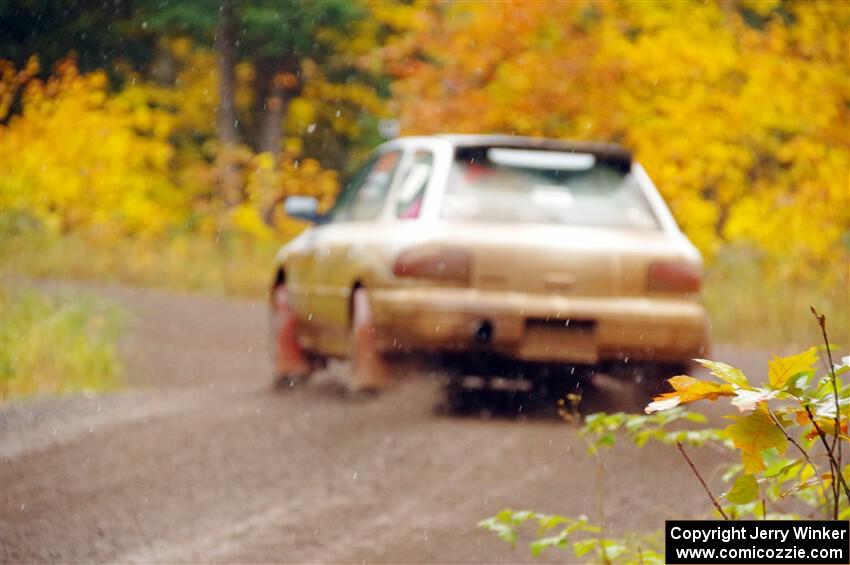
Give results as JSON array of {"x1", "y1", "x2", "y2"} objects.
[{"x1": 273, "y1": 135, "x2": 708, "y2": 373}]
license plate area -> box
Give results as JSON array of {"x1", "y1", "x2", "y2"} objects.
[{"x1": 519, "y1": 318, "x2": 598, "y2": 363}]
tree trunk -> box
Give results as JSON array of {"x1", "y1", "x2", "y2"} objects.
[
  {"x1": 255, "y1": 57, "x2": 299, "y2": 227},
  {"x1": 216, "y1": 0, "x2": 241, "y2": 207},
  {"x1": 257, "y1": 62, "x2": 285, "y2": 158},
  {"x1": 256, "y1": 57, "x2": 298, "y2": 163}
]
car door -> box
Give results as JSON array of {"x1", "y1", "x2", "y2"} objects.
[{"x1": 306, "y1": 148, "x2": 404, "y2": 355}]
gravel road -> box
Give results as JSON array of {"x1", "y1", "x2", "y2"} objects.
[{"x1": 1, "y1": 282, "x2": 769, "y2": 563}]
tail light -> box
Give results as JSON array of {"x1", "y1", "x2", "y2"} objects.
[
  {"x1": 393, "y1": 247, "x2": 471, "y2": 284},
  {"x1": 648, "y1": 261, "x2": 701, "y2": 293}
]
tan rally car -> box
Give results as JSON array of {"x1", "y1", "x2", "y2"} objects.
[{"x1": 270, "y1": 135, "x2": 708, "y2": 392}]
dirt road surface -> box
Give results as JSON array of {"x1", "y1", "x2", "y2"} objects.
[{"x1": 1, "y1": 283, "x2": 769, "y2": 563}]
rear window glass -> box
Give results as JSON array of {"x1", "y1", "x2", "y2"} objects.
[{"x1": 441, "y1": 147, "x2": 660, "y2": 230}]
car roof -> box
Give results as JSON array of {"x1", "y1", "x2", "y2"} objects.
[{"x1": 433, "y1": 134, "x2": 632, "y2": 166}]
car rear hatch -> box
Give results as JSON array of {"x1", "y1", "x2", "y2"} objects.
[
  {"x1": 422, "y1": 222, "x2": 697, "y2": 363},
  {"x1": 428, "y1": 222, "x2": 683, "y2": 298}
]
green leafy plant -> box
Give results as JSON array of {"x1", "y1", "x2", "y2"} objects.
[
  {"x1": 480, "y1": 309, "x2": 849, "y2": 561},
  {"x1": 479, "y1": 509, "x2": 664, "y2": 564},
  {"x1": 0, "y1": 289, "x2": 126, "y2": 398}
]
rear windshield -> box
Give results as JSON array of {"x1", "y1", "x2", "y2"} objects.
[{"x1": 441, "y1": 147, "x2": 661, "y2": 230}]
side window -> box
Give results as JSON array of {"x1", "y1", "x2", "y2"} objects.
[
  {"x1": 330, "y1": 150, "x2": 402, "y2": 222},
  {"x1": 395, "y1": 150, "x2": 434, "y2": 219}
]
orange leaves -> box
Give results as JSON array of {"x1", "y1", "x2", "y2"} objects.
[
  {"x1": 385, "y1": 0, "x2": 850, "y2": 277},
  {"x1": 795, "y1": 410, "x2": 850, "y2": 441},
  {"x1": 647, "y1": 347, "x2": 823, "y2": 416},
  {"x1": 645, "y1": 376, "x2": 736, "y2": 413},
  {"x1": 645, "y1": 345, "x2": 847, "y2": 494},
  {"x1": 804, "y1": 417, "x2": 848, "y2": 441}
]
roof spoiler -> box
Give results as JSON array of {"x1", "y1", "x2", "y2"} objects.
[
  {"x1": 446, "y1": 135, "x2": 631, "y2": 170},
  {"x1": 442, "y1": 134, "x2": 632, "y2": 168}
]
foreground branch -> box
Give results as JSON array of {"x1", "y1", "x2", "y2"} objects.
[
  {"x1": 804, "y1": 405, "x2": 850, "y2": 511},
  {"x1": 767, "y1": 408, "x2": 830, "y2": 513},
  {"x1": 810, "y1": 308, "x2": 844, "y2": 508},
  {"x1": 676, "y1": 441, "x2": 729, "y2": 520}
]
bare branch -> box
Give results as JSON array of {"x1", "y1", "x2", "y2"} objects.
[
  {"x1": 805, "y1": 405, "x2": 850, "y2": 511},
  {"x1": 767, "y1": 408, "x2": 830, "y2": 515},
  {"x1": 810, "y1": 307, "x2": 843, "y2": 510},
  {"x1": 676, "y1": 441, "x2": 729, "y2": 520}
]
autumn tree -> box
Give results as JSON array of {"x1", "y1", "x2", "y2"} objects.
[
  {"x1": 142, "y1": 1, "x2": 364, "y2": 160},
  {"x1": 381, "y1": 0, "x2": 850, "y2": 280}
]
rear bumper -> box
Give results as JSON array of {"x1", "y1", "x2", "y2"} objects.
[{"x1": 370, "y1": 287, "x2": 708, "y2": 364}]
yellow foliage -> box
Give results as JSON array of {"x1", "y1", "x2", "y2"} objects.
[
  {"x1": 1, "y1": 57, "x2": 181, "y2": 238},
  {"x1": 290, "y1": 59, "x2": 387, "y2": 142},
  {"x1": 0, "y1": 49, "x2": 342, "y2": 243},
  {"x1": 235, "y1": 149, "x2": 339, "y2": 241},
  {"x1": 288, "y1": 97, "x2": 317, "y2": 132},
  {"x1": 231, "y1": 203, "x2": 273, "y2": 240},
  {"x1": 3, "y1": 2, "x2": 846, "y2": 281},
  {"x1": 385, "y1": 0, "x2": 850, "y2": 278},
  {"x1": 767, "y1": 347, "x2": 817, "y2": 389}
]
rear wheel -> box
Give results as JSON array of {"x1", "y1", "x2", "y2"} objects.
[
  {"x1": 270, "y1": 283, "x2": 319, "y2": 389},
  {"x1": 349, "y1": 287, "x2": 393, "y2": 393}
]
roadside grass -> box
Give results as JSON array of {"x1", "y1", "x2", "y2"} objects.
[
  {"x1": 1, "y1": 231, "x2": 279, "y2": 298},
  {"x1": 0, "y1": 289, "x2": 126, "y2": 399},
  {"x1": 2, "y1": 232, "x2": 847, "y2": 349},
  {"x1": 703, "y1": 251, "x2": 849, "y2": 350}
]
